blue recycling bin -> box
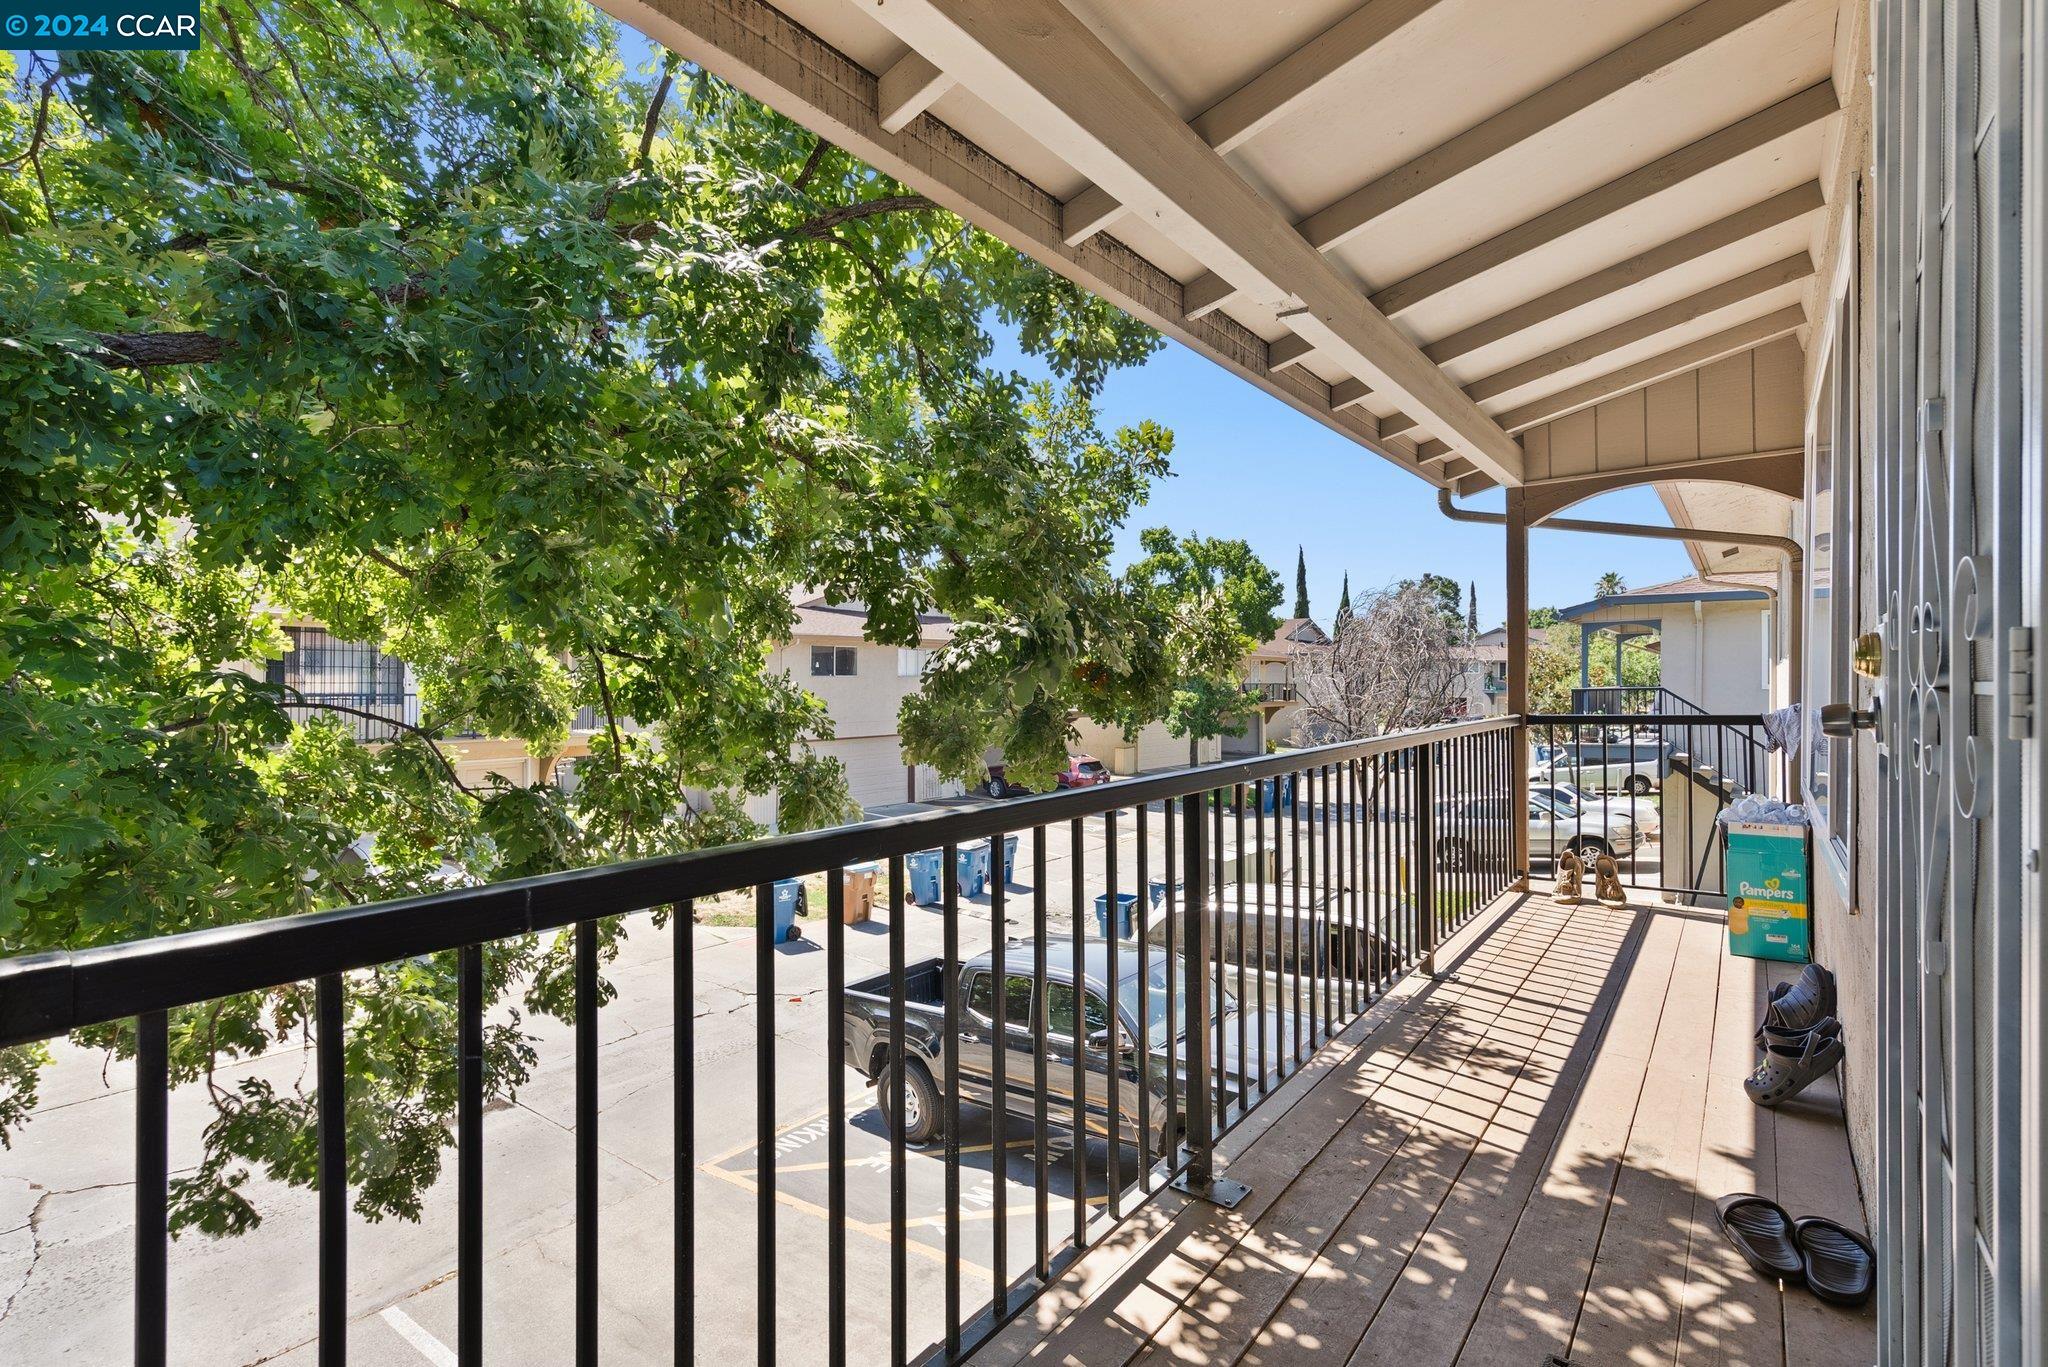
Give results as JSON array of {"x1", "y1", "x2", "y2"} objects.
[
  {"x1": 770, "y1": 878, "x2": 806, "y2": 942},
  {"x1": 1093, "y1": 891, "x2": 1140, "y2": 939},
  {"x1": 905, "y1": 850, "x2": 945, "y2": 905},
  {"x1": 998, "y1": 833, "x2": 1020, "y2": 885},
  {"x1": 956, "y1": 842, "x2": 991, "y2": 898},
  {"x1": 1147, "y1": 880, "x2": 1176, "y2": 909},
  {"x1": 1260, "y1": 774, "x2": 1297, "y2": 814}
]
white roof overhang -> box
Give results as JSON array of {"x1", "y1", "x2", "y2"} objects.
[{"x1": 603, "y1": 0, "x2": 1859, "y2": 494}]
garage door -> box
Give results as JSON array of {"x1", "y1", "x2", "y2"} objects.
[{"x1": 814, "y1": 736, "x2": 909, "y2": 812}]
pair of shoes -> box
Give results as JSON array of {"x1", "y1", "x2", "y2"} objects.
[
  {"x1": 1715, "y1": 1194, "x2": 1874, "y2": 1306},
  {"x1": 1554, "y1": 850, "x2": 1584, "y2": 904},
  {"x1": 1754, "y1": 963, "x2": 1836, "y2": 1048},
  {"x1": 1592, "y1": 853, "x2": 1626, "y2": 905}
]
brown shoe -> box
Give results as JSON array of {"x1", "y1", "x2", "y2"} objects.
[
  {"x1": 1594, "y1": 853, "x2": 1626, "y2": 905},
  {"x1": 1554, "y1": 850, "x2": 1583, "y2": 904}
]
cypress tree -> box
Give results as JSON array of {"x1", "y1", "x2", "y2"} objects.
[{"x1": 1293, "y1": 546, "x2": 1310, "y2": 619}]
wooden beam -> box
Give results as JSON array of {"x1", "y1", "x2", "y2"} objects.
[
  {"x1": 1059, "y1": 184, "x2": 1123, "y2": 246},
  {"x1": 604, "y1": 0, "x2": 1407, "y2": 478},
  {"x1": 1423, "y1": 181, "x2": 1825, "y2": 366},
  {"x1": 1182, "y1": 270, "x2": 1238, "y2": 321},
  {"x1": 1371, "y1": 81, "x2": 1838, "y2": 318},
  {"x1": 1330, "y1": 377, "x2": 1373, "y2": 410},
  {"x1": 1267, "y1": 333, "x2": 1317, "y2": 371},
  {"x1": 857, "y1": 0, "x2": 1523, "y2": 482},
  {"x1": 1412, "y1": 306, "x2": 1807, "y2": 461},
  {"x1": 876, "y1": 50, "x2": 954, "y2": 133},
  {"x1": 1300, "y1": 0, "x2": 1795, "y2": 254},
  {"x1": 1488, "y1": 305, "x2": 1806, "y2": 431},
  {"x1": 1383, "y1": 252, "x2": 1811, "y2": 438},
  {"x1": 1194, "y1": 0, "x2": 1449, "y2": 154}
]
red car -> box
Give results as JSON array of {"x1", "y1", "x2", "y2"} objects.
[{"x1": 1055, "y1": 755, "x2": 1113, "y2": 788}]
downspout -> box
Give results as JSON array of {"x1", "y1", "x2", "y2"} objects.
[{"x1": 1438, "y1": 488, "x2": 1805, "y2": 705}]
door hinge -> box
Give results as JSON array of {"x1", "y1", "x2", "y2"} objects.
[{"x1": 2010, "y1": 627, "x2": 2035, "y2": 740}]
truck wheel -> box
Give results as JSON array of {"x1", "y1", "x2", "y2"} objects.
[
  {"x1": 1625, "y1": 774, "x2": 1653, "y2": 795},
  {"x1": 878, "y1": 1059, "x2": 942, "y2": 1145}
]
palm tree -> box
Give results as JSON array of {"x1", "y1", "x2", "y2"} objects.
[{"x1": 1594, "y1": 571, "x2": 1627, "y2": 598}]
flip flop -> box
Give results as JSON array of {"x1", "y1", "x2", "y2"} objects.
[
  {"x1": 1715, "y1": 1194, "x2": 1803, "y2": 1282},
  {"x1": 1792, "y1": 1216, "x2": 1875, "y2": 1306},
  {"x1": 1745, "y1": 1017, "x2": 1843, "y2": 1107}
]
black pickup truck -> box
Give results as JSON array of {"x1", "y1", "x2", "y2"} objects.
[{"x1": 843, "y1": 938, "x2": 1288, "y2": 1150}]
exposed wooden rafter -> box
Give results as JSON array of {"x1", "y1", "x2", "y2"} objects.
[
  {"x1": 1371, "y1": 81, "x2": 1838, "y2": 318},
  {"x1": 876, "y1": 50, "x2": 954, "y2": 133},
  {"x1": 1413, "y1": 304, "x2": 1808, "y2": 459},
  {"x1": 1422, "y1": 181, "x2": 1825, "y2": 366},
  {"x1": 852, "y1": 0, "x2": 1524, "y2": 482},
  {"x1": 1185, "y1": 0, "x2": 1804, "y2": 314},
  {"x1": 1382, "y1": 251, "x2": 1813, "y2": 439}
]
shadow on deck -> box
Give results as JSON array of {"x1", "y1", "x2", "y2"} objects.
[{"x1": 973, "y1": 889, "x2": 1875, "y2": 1366}]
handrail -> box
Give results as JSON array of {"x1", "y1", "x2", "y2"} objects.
[{"x1": 0, "y1": 711, "x2": 1520, "y2": 1050}]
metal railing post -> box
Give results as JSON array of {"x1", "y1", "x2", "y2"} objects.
[
  {"x1": 1171, "y1": 789, "x2": 1247, "y2": 1208},
  {"x1": 1415, "y1": 745, "x2": 1438, "y2": 978}
]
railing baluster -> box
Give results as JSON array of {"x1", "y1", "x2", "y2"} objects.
[
  {"x1": 1232, "y1": 785, "x2": 1247, "y2": 1120},
  {"x1": 1135, "y1": 801, "x2": 1152, "y2": 1189},
  {"x1": 888, "y1": 856, "x2": 907, "y2": 1367},
  {"x1": 135, "y1": 1009, "x2": 168, "y2": 1367},
  {"x1": 825, "y1": 875, "x2": 846, "y2": 1367},
  {"x1": 579, "y1": 919, "x2": 601, "y2": 1367},
  {"x1": 1254, "y1": 781, "x2": 1268, "y2": 1097},
  {"x1": 990, "y1": 831, "x2": 1007, "y2": 1315},
  {"x1": 317, "y1": 972, "x2": 347, "y2": 1367},
  {"x1": 1162, "y1": 800, "x2": 1179, "y2": 1172},
  {"x1": 459, "y1": 944, "x2": 484, "y2": 1367},
  {"x1": 675, "y1": 902, "x2": 695, "y2": 1367},
  {"x1": 1104, "y1": 810, "x2": 1122, "y2": 1218},
  {"x1": 1211, "y1": 790, "x2": 1226, "y2": 1128},
  {"x1": 1290, "y1": 772, "x2": 1302, "y2": 1067},
  {"x1": 942, "y1": 841, "x2": 961, "y2": 1361},
  {"x1": 1069, "y1": 817, "x2": 1086, "y2": 1251},
  {"x1": 1032, "y1": 827, "x2": 1050, "y2": 1282}
]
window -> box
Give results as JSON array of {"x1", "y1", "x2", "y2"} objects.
[
  {"x1": 1045, "y1": 982, "x2": 1110, "y2": 1040},
  {"x1": 267, "y1": 626, "x2": 405, "y2": 700},
  {"x1": 810, "y1": 645, "x2": 858, "y2": 677},
  {"x1": 897, "y1": 648, "x2": 929, "y2": 678},
  {"x1": 1003, "y1": 975, "x2": 1032, "y2": 1027},
  {"x1": 1804, "y1": 200, "x2": 1858, "y2": 856},
  {"x1": 967, "y1": 972, "x2": 995, "y2": 1020}
]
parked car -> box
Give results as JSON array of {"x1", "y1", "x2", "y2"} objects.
[
  {"x1": 1143, "y1": 885, "x2": 1404, "y2": 986},
  {"x1": 844, "y1": 941, "x2": 1284, "y2": 1150},
  {"x1": 981, "y1": 764, "x2": 1033, "y2": 798},
  {"x1": 1536, "y1": 737, "x2": 1670, "y2": 794},
  {"x1": 1532, "y1": 779, "x2": 1660, "y2": 836},
  {"x1": 1434, "y1": 791, "x2": 1642, "y2": 870},
  {"x1": 1055, "y1": 754, "x2": 1113, "y2": 788}
]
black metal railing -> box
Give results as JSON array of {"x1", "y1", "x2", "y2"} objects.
[
  {"x1": 1568, "y1": 684, "x2": 1708, "y2": 717},
  {"x1": 1522, "y1": 712, "x2": 1784, "y2": 901},
  {"x1": 1257, "y1": 681, "x2": 1294, "y2": 702},
  {"x1": 0, "y1": 715, "x2": 1519, "y2": 1367}
]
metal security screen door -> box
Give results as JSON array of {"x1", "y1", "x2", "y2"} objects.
[{"x1": 1870, "y1": 0, "x2": 2034, "y2": 1361}]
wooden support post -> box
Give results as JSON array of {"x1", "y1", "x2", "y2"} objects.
[{"x1": 1506, "y1": 486, "x2": 1532, "y2": 890}]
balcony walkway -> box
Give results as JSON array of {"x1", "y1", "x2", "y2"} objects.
[{"x1": 976, "y1": 889, "x2": 1875, "y2": 1367}]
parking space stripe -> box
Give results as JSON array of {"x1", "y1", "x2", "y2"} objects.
[{"x1": 380, "y1": 1306, "x2": 458, "y2": 1367}]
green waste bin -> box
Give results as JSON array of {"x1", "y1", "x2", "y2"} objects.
[{"x1": 1722, "y1": 820, "x2": 1811, "y2": 963}]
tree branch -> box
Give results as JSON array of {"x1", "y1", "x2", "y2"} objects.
[
  {"x1": 790, "y1": 136, "x2": 830, "y2": 193},
  {"x1": 637, "y1": 59, "x2": 676, "y2": 168},
  {"x1": 89, "y1": 331, "x2": 237, "y2": 368},
  {"x1": 764, "y1": 194, "x2": 937, "y2": 245}
]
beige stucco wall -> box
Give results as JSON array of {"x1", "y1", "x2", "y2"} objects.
[
  {"x1": 1800, "y1": 22, "x2": 1879, "y2": 1201},
  {"x1": 769, "y1": 637, "x2": 924, "y2": 742}
]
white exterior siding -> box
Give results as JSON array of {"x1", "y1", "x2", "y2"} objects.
[{"x1": 813, "y1": 735, "x2": 909, "y2": 811}]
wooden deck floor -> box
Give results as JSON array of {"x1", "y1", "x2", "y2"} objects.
[{"x1": 977, "y1": 890, "x2": 1876, "y2": 1367}]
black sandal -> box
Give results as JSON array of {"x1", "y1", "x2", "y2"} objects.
[
  {"x1": 1793, "y1": 1216, "x2": 1875, "y2": 1306},
  {"x1": 1715, "y1": 1193, "x2": 1804, "y2": 1282}
]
